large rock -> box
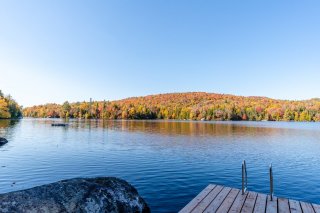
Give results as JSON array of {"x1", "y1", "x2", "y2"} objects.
[
  {"x1": 0, "y1": 137, "x2": 8, "y2": 146},
  {"x1": 0, "y1": 177, "x2": 150, "y2": 213}
]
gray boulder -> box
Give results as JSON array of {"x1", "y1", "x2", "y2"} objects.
[
  {"x1": 0, "y1": 137, "x2": 8, "y2": 146},
  {"x1": 0, "y1": 177, "x2": 150, "y2": 213}
]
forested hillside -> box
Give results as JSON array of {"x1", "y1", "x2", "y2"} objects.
[
  {"x1": 0, "y1": 90, "x2": 22, "y2": 119},
  {"x1": 23, "y1": 92, "x2": 320, "y2": 121}
]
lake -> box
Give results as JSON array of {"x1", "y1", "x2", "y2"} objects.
[{"x1": 0, "y1": 119, "x2": 320, "y2": 212}]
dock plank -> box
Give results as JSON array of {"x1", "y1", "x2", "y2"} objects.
[
  {"x1": 191, "y1": 185, "x2": 224, "y2": 213},
  {"x1": 180, "y1": 184, "x2": 320, "y2": 213},
  {"x1": 289, "y1": 199, "x2": 302, "y2": 213},
  {"x1": 312, "y1": 204, "x2": 320, "y2": 213},
  {"x1": 204, "y1": 187, "x2": 232, "y2": 213},
  {"x1": 253, "y1": 193, "x2": 267, "y2": 213},
  {"x1": 266, "y1": 195, "x2": 277, "y2": 213},
  {"x1": 241, "y1": 191, "x2": 258, "y2": 213},
  {"x1": 216, "y1": 188, "x2": 240, "y2": 213},
  {"x1": 278, "y1": 198, "x2": 290, "y2": 213},
  {"x1": 228, "y1": 191, "x2": 248, "y2": 213},
  {"x1": 179, "y1": 184, "x2": 216, "y2": 213},
  {"x1": 300, "y1": 202, "x2": 315, "y2": 213}
]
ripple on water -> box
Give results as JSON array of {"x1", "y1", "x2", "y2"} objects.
[{"x1": 1, "y1": 119, "x2": 320, "y2": 212}]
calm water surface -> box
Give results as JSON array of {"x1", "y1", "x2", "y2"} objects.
[{"x1": 0, "y1": 119, "x2": 320, "y2": 212}]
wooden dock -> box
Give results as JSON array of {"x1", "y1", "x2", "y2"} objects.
[{"x1": 179, "y1": 184, "x2": 320, "y2": 213}]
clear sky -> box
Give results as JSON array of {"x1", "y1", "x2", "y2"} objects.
[{"x1": 0, "y1": 1, "x2": 319, "y2": 107}]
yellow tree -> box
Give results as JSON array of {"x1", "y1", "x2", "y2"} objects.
[{"x1": 0, "y1": 98, "x2": 11, "y2": 118}]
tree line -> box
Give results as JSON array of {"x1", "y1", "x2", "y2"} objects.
[
  {"x1": 0, "y1": 90, "x2": 22, "y2": 119},
  {"x1": 22, "y1": 92, "x2": 320, "y2": 122}
]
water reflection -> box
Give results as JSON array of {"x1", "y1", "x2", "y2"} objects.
[
  {"x1": 0, "y1": 119, "x2": 20, "y2": 128},
  {"x1": 46, "y1": 119, "x2": 320, "y2": 138},
  {"x1": 0, "y1": 119, "x2": 20, "y2": 138}
]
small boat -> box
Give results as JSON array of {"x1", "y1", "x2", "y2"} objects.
[{"x1": 51, "y1": 123, "x2": 68, "y2": 127}]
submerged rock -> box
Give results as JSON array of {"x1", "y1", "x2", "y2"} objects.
[
  {"x1": 0, "y1": 137, "x2": 8, "y2": 146},
  {"x1": 0, "y1": 177, "x2": 150, "y2": 213}
]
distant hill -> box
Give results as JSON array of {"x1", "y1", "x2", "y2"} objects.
[{"x1": 23, "y1": 92, "x2": 320, "y2": 122}]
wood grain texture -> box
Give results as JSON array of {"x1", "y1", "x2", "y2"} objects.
[
  {"x1": 253, "y1": 193, "x2": 267, "y2": 213},
  {"x1": 228, "y1": 191, "x2": 248, "y2": 213},
  {"x1": 312, "y1": 203, "x2": 320, "y2": 213},
  {"x1": 278, "y1": 198, "x2": 290, "y2": 213},
  {"x1": 191, "y1": 185, "x2": 223, "y2": 213},
  {"x1": 289, "y1": 199, "x2": 302, "y2": 213},
  {"x1": 180, "y1": 184, "x2": 320, "y2": 213},
  {"x1": 266, "y1": 195, "x2": 277, "y2": 213},
  {"x1": 216, "y1": 188, "x2": 240, "y2": 213},
  {"x1": 179, "y1": 184, "x2": 216, "y2": 213},
  {"x1": 204, "y1": 187, "x2": 232, "y2": 213},
  {"x1": 300, "y1": 202, "x2": 315, "y2": 213},
  {"x1": 241, "y1": 191, "x2": 258, "y2": 213}
]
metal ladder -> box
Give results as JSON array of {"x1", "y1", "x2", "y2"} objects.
[{"x1": 241, "y1": 160, "x2": 274, "y2": 200}]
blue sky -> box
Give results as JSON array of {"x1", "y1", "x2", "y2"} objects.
[{"x1": 0, "y1": 1, "x2": 319, "y2": 107}]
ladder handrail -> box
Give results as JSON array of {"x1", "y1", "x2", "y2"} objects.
[
  {"x1": 269, "y1": 163, "x2": 274, "y2": 201},
  {"x1": 242, "y1": 160, "x2": 248, "y2": 195}
]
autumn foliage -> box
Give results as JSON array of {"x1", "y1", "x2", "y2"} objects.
[
  {"x1": 23, "y1": 92, "x2": 320, "y2": 122},
  {"x1": 0, "y1": 90, "x2": 22, "y2": 119}
]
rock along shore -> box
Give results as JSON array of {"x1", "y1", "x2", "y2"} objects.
[
  {"x1": 0, "y1": 137, "x2": 8, "y2": 146},
  {"x1": 0, "y1": 177, "x2": 150, "y2": 213}
]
